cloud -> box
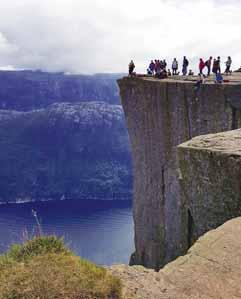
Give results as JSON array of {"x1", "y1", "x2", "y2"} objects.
[{"x1": 0, "y1": 0, "x2": 240, "y2": 73}]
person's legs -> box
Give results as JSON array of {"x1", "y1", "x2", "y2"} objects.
[{"x1": 207, "y1": 66, "x2": 210, "y2": 76}]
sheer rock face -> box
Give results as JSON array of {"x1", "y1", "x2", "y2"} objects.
[
  {"x1": 109, "y1": 217, "x2": 241, "y2": 299},
  {"x1": 118, "y1": 76, "x2": 241, "y2": 269},
  {"x1": 178, "y1": 129, "x2": 241, "y2": 248}
]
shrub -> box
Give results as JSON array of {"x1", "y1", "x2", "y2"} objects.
[
  {"x1": 7, "y1": 236, "x2": 70, "y2": 262},
  {"x1": 0, "y1": 237, "x2": 122, "y2": 299}
]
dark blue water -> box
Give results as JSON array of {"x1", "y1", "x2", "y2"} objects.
[{"x1": 0, "y1": 199, "x2": 134, "y2": 265}]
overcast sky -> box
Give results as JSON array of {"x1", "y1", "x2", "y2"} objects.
[{"x1": 0, "y1": 0, "x2": 240, "y2": 74}]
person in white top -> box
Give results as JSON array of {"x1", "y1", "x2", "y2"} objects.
[{"x1": 172, "y1": 58, "x2": 178, "y2": 75}]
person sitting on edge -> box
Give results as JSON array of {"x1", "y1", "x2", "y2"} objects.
[
  {"x1": 182, "y1": 56, "x2": 189, "y2": 76},
  {"x1": 167, "y1": 69, "x2": 172, "y2": 76},
  {"x1": 194, "y1": 75, "x2": 204, "y2": 91},
  {"x1": 149, "y1": 60, "x2": 155, "y2": 75},
  {"x1": 205, "y1": 56, "x2": 212, "y2": 76},
  {"x1": 128, "y1": 60, "x2": 135, "y2": 76},
  {"x1": 188, "y1": 69, "x2": 194, "y2": 76},
  {"x1": 172, "y1": 58, "x2": 178, "y2": 75},
  {"x1": 215, "y1": 72, "x2": 223, "y2": 84},
  {"x1": 225, "y1": 56, "x2": 232, "y2": 75},
  {"x1": 199, "y1": 58, "x2": 205, "y2": 75},
  {"x1": 147, "y1": 68, "x2": 152, "y2": 75}
]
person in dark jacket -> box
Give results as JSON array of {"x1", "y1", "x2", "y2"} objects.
[
  {"x1": 217, "y1": 56, "x2": 221, "y2": 73},
  {"x1": 205, "y1": 56, "x2": 212, "y2": 76},
  {"x1": 149, "y1": 60, "x2": 155, "y2": 75},
  {"x1": 212, "y1": 59, "x2": 218, "y2": 74},
  {"x1": 182, "y1": 56, "x2": 189, "y2": 76},
  {"x1": 199, "y1": 58, "x2": 205, "y2": 75},
  {"x1": 128, "y1": 60, "x2": 135, "y2": 75}
]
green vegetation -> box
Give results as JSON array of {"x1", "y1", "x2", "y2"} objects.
[{"x1": 0, "y1": 236, "x2": 122, "y2": 299}]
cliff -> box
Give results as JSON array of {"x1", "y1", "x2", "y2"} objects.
[
  {"x1": 109, "y1": 217, "x2": 241, "y2": 299},
  {"x1": 118, "y1": 74, "x2": 241, "y2": 269},
  {"x1": 0, "y1": 70, "x2": 122, "y2": 111},
  {"x1": 0, "y1": 102, "x2": 132, "y2": 203}
]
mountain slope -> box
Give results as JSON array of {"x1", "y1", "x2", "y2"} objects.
[
  {"x1": 0, "y1": 71, "x2": 122, "y2": 111},
  {"x1": 0, "y1": 102, "x2": 132, "y2": 203}
]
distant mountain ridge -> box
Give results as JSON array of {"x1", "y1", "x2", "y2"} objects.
[
  {"x1": 0, "y1": 102, "x2": 132, "y2": 203},
  {"x1": 0, "y1": 70, "x2": 124, "y2": 111}
]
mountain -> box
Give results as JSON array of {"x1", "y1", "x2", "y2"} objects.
[
  {"x1": 0, "y1": 102, "x2": 132, "y2": 203},
  {"x1": 0, "y1": 70, "x2": 123, "y2": 111}
]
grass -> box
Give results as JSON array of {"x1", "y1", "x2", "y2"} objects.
[{"x1": 0, "y1": 236, "x2": 122, "y2": 299}]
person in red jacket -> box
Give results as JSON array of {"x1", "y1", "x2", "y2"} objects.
[{"x1": 199, "y1": 58, "x2": 205, "y2": 75}]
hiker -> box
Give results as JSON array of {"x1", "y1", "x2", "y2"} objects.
[
  {"x1": 128, "y1": 60, "x2": 135, "y2": 75},
  {"x1": 163, "y1": 60, "x2": 167, "y2": 70},
  {"x1": 205, "y1": 56, "x2": 212, "y2": 76},
  {"x1": 160, "y1": 60, "x2": 165, "y2": 70},
  {"x1": 155, "y1": 60, "x2": 161, "y2": 76},
  {"x1": 199, "y1": 58, "x2": 205, "y2": 75},
  {"x1": 149, "y1": 60, "x2": 155, "y2": 75},
  {"x1": 212, "y1": 59, "x2": 218, "y2": 74},
  {"x1": 172, "y1": 58, "x2": 178, "y2": 75},
  {"x1": 182, "y1": 56, "x2": 189, "y2": 76},
  {"x1": 225, "y1": 56, "x2": 232, "y2": 75},
  {"x1": 217, "y1": 56, "x2": 221, "y2": 73}
]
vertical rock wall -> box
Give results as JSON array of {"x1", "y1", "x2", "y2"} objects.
[
  {"x1": 178, "y1": 129, "x2": 241, "y2": 248},
  {"x1": 118, "y1": 77, "x2": 241, "y2": 269}
]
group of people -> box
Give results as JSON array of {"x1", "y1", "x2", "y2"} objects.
[
  {"x1": 128, "y1": 56, "x2": 233, "y2": 78},
  {"x1": 198, "y1": 56, "x2": 232, "y2": 76}
]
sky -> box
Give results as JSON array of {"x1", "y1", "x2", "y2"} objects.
[{"x1": 0, "y1": 0, "x2": 240, "y2": 74}]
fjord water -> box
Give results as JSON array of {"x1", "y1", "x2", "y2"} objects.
[{"x1": 0, "y1": 199, "x2": 134, "y2": 265}]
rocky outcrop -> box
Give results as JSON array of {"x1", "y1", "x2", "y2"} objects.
[
  {"x1": 118, "y1": 75, "x2": 241, "y2": 269},
  {"x1": 0, "y1": 102, "x2": 132, "y2": 203},
  {"x1": 109, "y1": 217, "x2": 241, "y2": 299},
  {"x1": 178, "y1": 128, "x2": 241, "y2": 248},
  {"x1": 0, "y1": 70, "x2": 122, "y2": 111}
]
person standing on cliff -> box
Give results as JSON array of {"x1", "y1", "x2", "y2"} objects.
[
  {"x1": 128, "y1": 60, "x2": 135, "y2": 76},
  {"x1": 172, "y1": 58, "x2": 178, "y2": 75},
  {"x1": 149, "y1": 60, "x2": 155, "y2": 75},
  {"x1": 217, "y1": 56, "x2": 221, "y2": 73},
  {"x1": 199, "y1": 58, "x2": 205, "y2": 75},
  {"x1": 212, "y1": 59, "x2": 218, "y2": 74},
  {"x1": 182, "y1": 56, "x2": 189, "y2": 76},
  {"x1": 163, "y1": 59, "x2": 167, "y2": 70},
  {"x1": 225, "y1": 56, "x2": 232, "y2": 75},
  {"x1": 205, "y1": 56, "x2": 212, "y2": 76}
]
